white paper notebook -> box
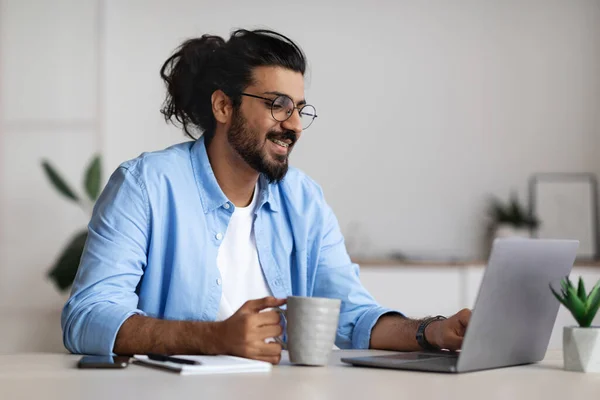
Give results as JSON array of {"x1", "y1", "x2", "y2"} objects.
[{"x1": 132, "y1": 354, "x2": 272, "y2": 375}]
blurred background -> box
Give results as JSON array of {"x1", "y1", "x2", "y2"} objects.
[{"x1": 0, "y1": 0, "x2": 599, "y2": 354}]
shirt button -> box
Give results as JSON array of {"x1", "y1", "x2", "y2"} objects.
[
  {"x1": 216, "y1": 233, "x2": 223, "y2": 240},
  {"x1": 216, "y1": 278, "x2": 222, "y2": 286},
  {"x1": 223, "y1": 203, "x2": 230, "y2": 210}
]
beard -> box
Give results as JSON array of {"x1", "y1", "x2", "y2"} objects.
[{"x1": 227, "y1": 108, "x2": 297, "y2": 183}]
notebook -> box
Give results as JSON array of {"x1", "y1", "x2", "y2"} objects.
[{"x1": 132, "y1": 354, "x2": 272, "y2": 375}]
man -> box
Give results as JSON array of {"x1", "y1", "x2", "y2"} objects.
[{"x1": 62, "y1": 29, "x2": 471, "y2": 364}]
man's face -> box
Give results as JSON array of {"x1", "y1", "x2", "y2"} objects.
[{"x1": 227, "y1": 66, "x2": 305, "y2": 183}]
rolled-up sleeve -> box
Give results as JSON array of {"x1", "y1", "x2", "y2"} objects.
[
  {"x1": 312, "y1": 202, "x2": 404, "y2": 350},
  {"x1": 61, "y1": 165, "x2": 149, "y2": 355}
]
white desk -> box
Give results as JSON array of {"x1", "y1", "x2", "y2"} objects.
[{"x1": 0, "y1": 350, "x2": 598, "y2": 399}]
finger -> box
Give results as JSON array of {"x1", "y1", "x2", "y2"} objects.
[
  {"x1": 258, "y1": 324, "x2": 283, "y2": 339},
  {"x1": 242, "y1": 297, "x2": 287, "y2": 313},
  {"x1": 443, "y1": 334, "x2": 464, "y2": 351},
  {"x1": 257, "y1": 342, "x2": 283, "y2": 357},
  {"x1": 458, "y1": 308, "x2": 472, "y2": 326},
  {"x1": 453, "y1": 319, "x2": 467, "y2": 336},
  {"x1": 254, "y1": 355, "x2": 282, "y2": 365},
  {"x1": 255, "y1": 310, "x2": 283, "y2": 326}
]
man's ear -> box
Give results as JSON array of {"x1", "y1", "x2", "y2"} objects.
[{"x1": 211, "y1": 90, "x2": 233, "y2": 124}]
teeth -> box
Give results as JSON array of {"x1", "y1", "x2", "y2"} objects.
[{"x1": 271, "y1": 139, "x2": 289, "y2": 148}]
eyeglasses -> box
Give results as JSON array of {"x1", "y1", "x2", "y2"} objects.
[{"x1": 239, "y1": 92, "x2": 318, "y2": 130}]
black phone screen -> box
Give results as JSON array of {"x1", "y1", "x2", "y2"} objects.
[{"x1": 77, "y1": 355, "x2": 130, "y2": 369}]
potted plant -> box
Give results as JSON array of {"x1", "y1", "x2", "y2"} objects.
[
  {"x1": 550, "y1": 276, "x2": 600, "y2": 372},
  {"x1": 41, "y1": 155, "x2": 102, "y2": 293},
  {"x1": 487, "y1": 191, "x2": 540, "y2": 239}
]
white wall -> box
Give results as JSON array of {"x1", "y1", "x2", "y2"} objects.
[
  {"x1": 0, "y1": 0, "x2": 99, "y2": 352},
  {"x1": 1, "y1": 0, "x2": 599, "y2": 354},
  {"x1": 103, "y1": 0, "x2": 600, "y2": 260}
]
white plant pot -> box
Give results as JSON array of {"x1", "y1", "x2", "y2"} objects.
[
  {"x1": 563, "y1": 326, "x2": 600, "y2": 373},
  {"x1": 494, "y1": 224, "x2": 532, "y2": 239}
]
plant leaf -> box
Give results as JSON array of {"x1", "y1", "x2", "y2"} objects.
[
  {"x1": 488, "y1": 197, "x2": 507, "y2": 223},
  {"x1": 47, "y1": 230, "x2": 88, "y2": 292},
  {"x1": 509, "y1": 192, "x2": 524, "y2": 225},
  {"x1": 560, "y1": 279, "x2": 569, "y2": 297},
  {"x1": 566, "y1": 285, "x2": 588, "y2": 326},
  {"x1": 581, "y1": 285, "x2": 600, "y2": 327},
  {"x1": 550, "y1": 284, "x2": 568, "y2": 307},
  {"x1": 84, "y1": 155, "x2": 102, "y2": 202},
  {"x1": 577, "y1": 277, "x2": 587, "y2": 302},
  {"x1": 585, "y1": 281, "x2": 600, "y2": 310},
  {"x1": 566, "y1": 276, "x2": 575, "y2": 289},
  {"x1": 41, "y1": 161, "x2": 80, "y2": 202}
]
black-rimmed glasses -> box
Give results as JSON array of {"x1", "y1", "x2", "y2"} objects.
[{"x1": 240, "y1": 92, "x2": 318, "y2": 130}]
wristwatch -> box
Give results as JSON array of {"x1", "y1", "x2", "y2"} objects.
[{"x1": 416, "y1": 315, "x2": 446, "y2": 350}]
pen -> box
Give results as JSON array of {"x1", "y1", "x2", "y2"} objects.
[{"x1": 146, "y1": 353, "x2": 201, "y2": 365}]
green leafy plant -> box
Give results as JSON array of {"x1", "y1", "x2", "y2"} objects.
[
  {"x1": 487, "y1": 191, "x2": 539, "y2": 229},
  {"x1": 550, "y1": 277, "x2": 600, "y2": 327},
  {"x1": 42, "y1": 155, "x2": 102, "y2": 292}
]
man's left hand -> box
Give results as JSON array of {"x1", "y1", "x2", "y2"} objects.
[{"x1": 425, "y1": 308, "x2": 472, "y2": 351}]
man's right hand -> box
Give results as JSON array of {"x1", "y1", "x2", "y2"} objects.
[{"x1": 217, "y1": 296, "x2": 286, "y2": 364}]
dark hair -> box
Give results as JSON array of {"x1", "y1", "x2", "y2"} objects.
[{"x1": 160, "y1": 29, "x2": 307, "y2": 141}]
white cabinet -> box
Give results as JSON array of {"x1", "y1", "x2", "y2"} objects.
[
  {"x1": 461, "y1": 265, "x2": 600, "y2": 349},
  {"x1": 358, "y1": 263, "x2": 600, "y2": 350},
  {"x1": 359, "y1": 266, "x2": 463, "y2": 318},
  {"x1": 1, "y1": 262, "x2": 598, "y2": 354}
]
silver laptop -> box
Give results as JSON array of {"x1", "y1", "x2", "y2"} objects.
[{"x1": 342, "y1": 238, "x2": 579, "y2": 373}]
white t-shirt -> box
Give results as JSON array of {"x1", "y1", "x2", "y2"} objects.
[{"x1": 216, "y1": 182, "x2": 272, "y2": 321}]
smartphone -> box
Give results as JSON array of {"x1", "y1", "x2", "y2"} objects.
[{"x1": 77, "y1": 355, "x2": 130, "y2": 369}]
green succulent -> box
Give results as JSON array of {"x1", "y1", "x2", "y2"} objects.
[
  {"x1": 41, "y1": 155, "x2": 102, "y2": 292},
  {"x1": 550, "y1": 277, "x2": 600, "y2": 327}
]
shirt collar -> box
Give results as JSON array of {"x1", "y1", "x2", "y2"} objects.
[
  {"x1": 190, "y1": 136, "x2": 280, "y2": 213},
  {"x1": 257, "y1": 173, "x2": 280, "y2": 213}
]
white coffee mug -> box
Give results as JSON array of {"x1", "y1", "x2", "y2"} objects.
[{"x1": 275, "y1": 296, "x2": 341, "y2": 366}]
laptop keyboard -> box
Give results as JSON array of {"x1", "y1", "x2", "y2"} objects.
[
  {"x1": 341, "y1": 351, "x2": 460, "y2": 372},
  {"x1": 378, "y1": 352, "x2": 459, "y2": 362}
]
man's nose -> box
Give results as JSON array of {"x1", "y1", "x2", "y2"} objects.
[{"x1": 281, "y1": 109, "x2": 303, "y2": 135}]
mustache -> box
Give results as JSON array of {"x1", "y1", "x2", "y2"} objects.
[{"x1": 266, "y1": 130, "x2": 297, "y2": 145}]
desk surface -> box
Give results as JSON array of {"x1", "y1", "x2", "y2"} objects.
[{"x1": 1, "y1": 350, "x2": 598, "y2": 399}]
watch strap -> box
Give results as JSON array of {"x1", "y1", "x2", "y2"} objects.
[{"x1": 416, "y1": 315, "x2": 446, "y2": 350}]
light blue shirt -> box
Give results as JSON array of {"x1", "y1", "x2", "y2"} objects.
[{"x1": 62, "y1": 137, "x2": 400, "y2": 355}]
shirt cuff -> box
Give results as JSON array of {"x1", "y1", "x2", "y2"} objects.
[
  {"x1": 352, "y1": 307, "x2": 405, "y2": 349},
  {"x1": 86, "y1": 305, "x2": 147, "y2": 355}
]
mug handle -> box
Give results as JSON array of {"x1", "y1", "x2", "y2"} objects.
[{"x1": 273, "y1": 307, "x2": 287, "y2": 350}]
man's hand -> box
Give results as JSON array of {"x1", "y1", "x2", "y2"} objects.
[
  {"x1": 217, "y1": 296, "x2": 286, "y2": 364},
  {"x1": 425, "y1": 308, "x2": 472, "y2": 351}
]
